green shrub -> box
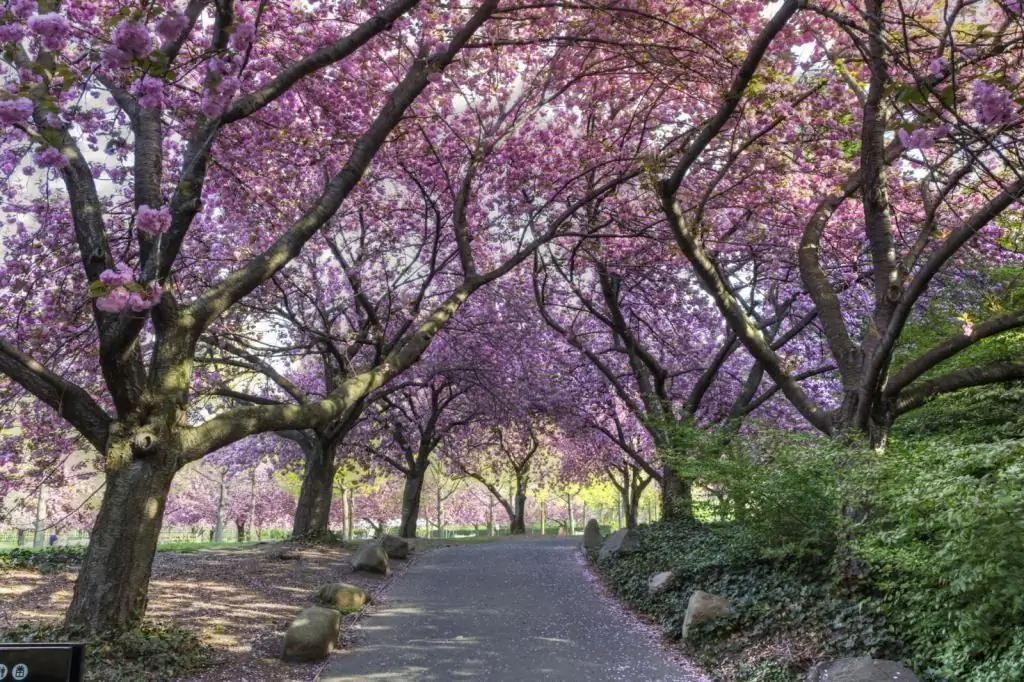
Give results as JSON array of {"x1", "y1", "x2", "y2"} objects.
[
  {"x1": 1, "y1": 623, "x2": 213, "y2": 682},
  {"x1": 664, "y1": 423, "x2": 841, "y2": 560},
  {"x1": 0, "y1": 546, "x2": 86, "y2": 573},
  {"x1": 854, "y1": 438, "x2": 1024, "y2": 681}
]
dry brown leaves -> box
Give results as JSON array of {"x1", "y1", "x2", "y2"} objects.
[{"x1": 1, "y1": 542, "x2": 399, "y2": 682}]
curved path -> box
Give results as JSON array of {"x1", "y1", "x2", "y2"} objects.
[{"x1": 318, "y1": 536, "x2": 699, "y2": 682}]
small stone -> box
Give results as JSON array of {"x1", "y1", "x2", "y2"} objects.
[
  {"x1": 379, "y1": 534, "x2": 410, "y2": 560},
  {"x1": 597, "y1": 528, "x2": 640, "y2": 562},
  {"x1": 352, "y1": 542, "x2": 389, "y2": 574},
  {"x1": 806, "y1": 658, "x2": 919, "y2": 682},
  {"x1": 583, "y1": 518, "x2": 602, "y2": 551},
  {"x1": 681, "y1": 590, "x2": 732, "y2": 640},
  {"x1": 276, "y1": 549, "x2": 301, "y2": 561},
  {"x1": 315, "y1": 583, "x2": 369, "y2": 613},
  {"x1": 647, "y1": 571, "x2": 674, "y2": 596},
  {"x1": 282, "y1": 606, "x2": 341, "y2": 662}
]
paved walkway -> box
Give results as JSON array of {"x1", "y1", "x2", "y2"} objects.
[{"x1": 318, "y1": 536, "x2": 699, "y2": 681}]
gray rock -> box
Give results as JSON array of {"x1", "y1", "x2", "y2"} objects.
[
  {"x1": 597, "y1": 528, "x2": 640, "y2": 562},
  {"x1": 380, "y1": 534, "x2": 410, "y2": 560},
  {"x1": 352, "y1": 542, "x2": 390, "y2": 574},
  {"x1": 681, "y1": 590, "x2": 732, "y2": 640},
  {"x1": 282, "y1": 606, "x2": 341, "y2": 662},
  {"x1": 315, "y1": 582, "x2": 370, "y2": 613},
  {"x1": 647, "y1": 571, "x2": 674, "y2": 596},
  {"x1": 582, "y1": 519, "x2": 602, "y2": 551},
  {"x1": 806, "y1": 658, "x2": 919, "y2": 682}
]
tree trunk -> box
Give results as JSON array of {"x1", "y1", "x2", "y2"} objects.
[
  {"x1": 291, "y1": 440, "x2": 337, "y2": 541},
  {"x1": 566, "y1": 493, "x2": 575, "y2": 535},
  {"x1": 65, "y1": 452, "x2": 177, "y2": 634},
  {"x1": 213, "y1": 475, "x2": 227, "y2": 542},
  {"x1": 510, "y1": 490, "x2": 526, "y2": 535},
  {"x1": 234, "y1": 519, "x2": 245, "y2": 542},
  {"x1": 247, "y1": 468, "x2": 257, "y2": 542},
  {"x1": 661, "y1": 467, "x2": 694, "y2": 522},
  {"x1": 435, "y1": 484, "x2": 445, "y2": 538},
  {"x1": 344, "y1": 488, "x2": 354, "y2": 541},
  {"x1": 32, "y1": 484, "x2": 47, "y2": 548},
  {"x1": 486, "y1": 497, "x2": 494, "y2": 536},
  {"x1": 625, "y1": 488, "x2": 640, "y2": 529},
  {"x1": 398, "y1": 471, "x2": 425, "y2": 539}
]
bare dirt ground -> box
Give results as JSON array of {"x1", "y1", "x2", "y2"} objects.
[{"x1": 0, "y1": 541, "x2": 424, "y2": 682}]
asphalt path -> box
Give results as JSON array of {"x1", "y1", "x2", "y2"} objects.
[{"x1": 318, "y1": 536, "x2": 700, "y2": 682}]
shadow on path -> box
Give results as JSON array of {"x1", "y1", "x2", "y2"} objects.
[{"x1": 318, "y1": 536, "x2": 699, "y2": 681}]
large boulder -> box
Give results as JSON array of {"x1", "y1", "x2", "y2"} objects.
[
  {"x1": 351, "y1": 542, "x2": 390, "y2": 574},
  {"x1": 598, "y1": 528, "x2": 640, "y2": 562},
  {"x1": 379, "y1": 534, "x2": 410, "y2": 560},
  {"x1": 806, "y1": 658, "x2": 919, "y2": 682},
  {"x1": 681, "y1": 590, "x2": 732, "y2": 640},
  {"x1": 315, "y1": 583, "x2": 369, "y2": 614},
  {"x1": 647, "y1": 571, "x2": 674, "y2": 596},
  {"x1": 582, "y1": 519, "x2": 602, "y2": 551},
  {"x1": 281, "y1": 606, "x2": 341, "y2": 662}
]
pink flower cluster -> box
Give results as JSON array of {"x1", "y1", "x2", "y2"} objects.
[
  {"x1": 229, "y1": 23, "x2": 256, "y2": 52},
  {"x1": 27, "y1": 12, "x2": 71, "y2": 51},
  {"x1": 896, "y1": 124, "x2": 950, "y2": 150},
  {"x1": 32, "y1": 147, "x2": 67, "y2": 168},
  {"x1": 11, "y1": 0, "x2": 37, "y2": 20},
  {"x1": 136, "y1": 204, "x2": 172, "y2": 236},
  {"x1": 103, "y1": 20, "x2": 152, "y2": 69},
  {"x1": 972, "y1": 81, "x2": 1017, "y2": 127},
  {"x1": 155, "y1": 11, "x2": 189, "y2": 44},
  {"x1": 0, "y1": 98, "x2": 33, "y2": 125},
  {"x1": 95, "y1": 263, "x2": 163, "y2": 314},
  {"x1": 131, "y1": 76, "x2": 165, "y2": 109}
]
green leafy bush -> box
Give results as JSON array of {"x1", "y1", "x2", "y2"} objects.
[
  {"x1": 0, "y1": 546, "x2": 86, "y2": 573},
  {"x1": 854, "y1": 438, "x2": 1024, "y2": 681},
  {"x1": 1, "y1": 623, "x2": 213, "y2": 682},
  {"x1": 664, "y1": 423, "x2": 841, "y2": 560}
]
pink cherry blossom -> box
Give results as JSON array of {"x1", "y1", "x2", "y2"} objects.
[
  {"x1": 0, "y1": 98, "x2": 33, "y2": 125},
  {"x1": 95, "y1": 286, "x2": 130, "y2": 312},
  {"x1": 98, "y1": 262, "x2": 135, "y2": 286},
  {"x1": 135, "y1": 204, "x2": 172, "y2": 236},
  {"x1": 27, "y1": 13, "x2": 71, "y2": 51},
  {"x1": 32, "y1": 147, "x2": 67, "y2": 168},
  {"x1": 131, "y1": 76, "x2": 165, "y2": 109},
  {"x1": 154, "y1": 11, "x2": 189, "y2": 44},
  {"x1": 111, "y1": 20, "x2": 151, "y2": 58}
]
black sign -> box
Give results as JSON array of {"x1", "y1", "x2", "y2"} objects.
[{"x1": 0, "y1": 644, "x2": 84, "y2": 682}]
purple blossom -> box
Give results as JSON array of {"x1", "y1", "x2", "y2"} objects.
[
  {"x1": 928, "y1": 57, "x2": 946, "y2": 78},
  {"x1": 112, "y1": 20, "x2": 152, "y2": 58},
  {"x1": 98, "y1": 262, "x2": 135, "y2": 287},
  {"x1": 11, "y1": 0, "x2": 37, "y2": 20},
  {"x1": 1007, "y1": 0, "x2": 1022, "y2": 14},
  {"x1": 127, "y1": 293, "x2": 148, "y2": 312},
  {"x1": 229, "y1": 22, "x2": 256, "y2": 52},
  {"x1": 27, "y1": 13, "x2": 71, "y2": 51},
  {"x1": 0, "y1": 24, "x2": 25, "y2": 43},
  {"x1": 100, "y1": 46, "x2": 132, "y2": 71},
  {"x1": 131, "y1": 76, "x2": 165, "y2": 109},
  {"x1": 96, "y1": 287, "x2": 130, "y2": 313},
  {"x1": 0, "y1": 98, "x2": 33, "y2": 125},
  {"x1": 136, "y1": 204, "x2": 172, "y2": 236},
  {"x1": 155, "y1": 11, "x2": 189, "y2": 44},
  {"x1": 32, "y1": 147, "x2": 67, "y2": 169},
  {"x1": 972, "y1": 81, "x2": 1017, "y2": 126},
  {"x1": 896, "y1": 125, "x2": 949, "y2": 150}
]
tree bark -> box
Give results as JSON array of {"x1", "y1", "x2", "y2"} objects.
[
  {"x1": 291, "y1": 439, "x2": 338, "y2": 540},
  {"x1": 398, "y1": 467, "x2": 426, "y2": 538},
  {"x1": 65, "y1": 450, "x2": 177, "y2": 633},
  {"x1": 510, "y1": 490, "x2": 526, "y2": 534},
  {"x1": 32, "y1": 484, "x2": 47, "y2": 548},
  {"x1": 661, "y1": 467, "x2": 694, "y2": 522},
  {"x1": 213, "y1": 474, "x2": 227, "y2": 542}
]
